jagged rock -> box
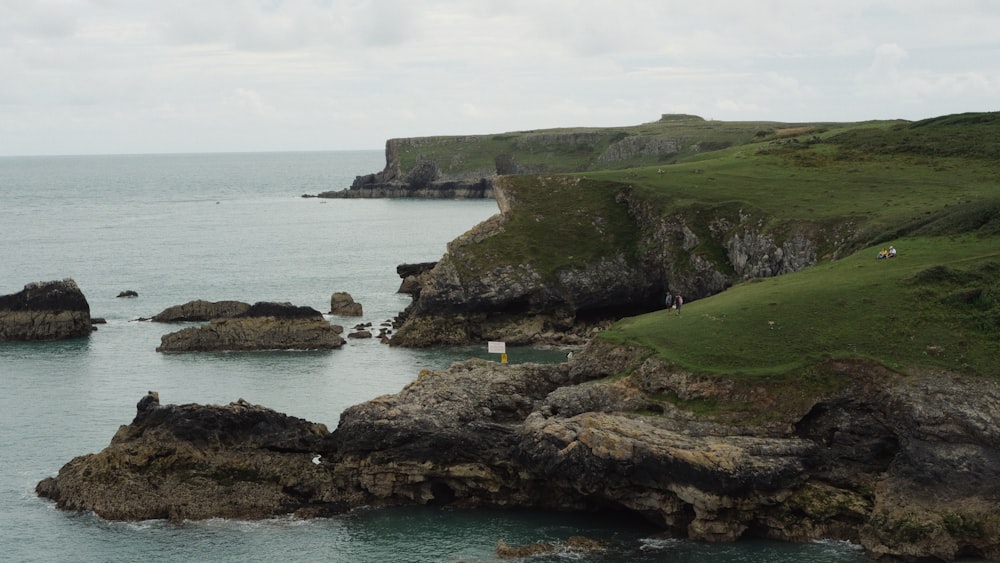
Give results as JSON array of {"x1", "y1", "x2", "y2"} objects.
[
  {"x1": 116, "y1": 290, "x2": 138, "y2": 298},
  {"x1": 156, "y1": 302, "x2": 344, "y2": 352},
  {"x1": 36, "y1": 394, "x2": 342, "y2": 521},
  {"x1": 37, "y1": 345, "x2": 1000, "y2": 560},
  {"x1": 347, "y1": 330, "x2": 372, "y2": 339},
  {"x1": 0, "y1": 279, "x2": 92, "y2": 341},
  {"x1": 396, "y1": 262, "x2": 437, "y2": 296},
  {"x1": 330, "y1": 292, "x2": 363, "y2": 317},
  {"x1": 151, "y1": 300, "x2": 251, "y2": 322}
]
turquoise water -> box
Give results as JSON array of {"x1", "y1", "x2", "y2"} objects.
[{"x1": 0, "y1": 152, "x2": 868, "y2": 562}]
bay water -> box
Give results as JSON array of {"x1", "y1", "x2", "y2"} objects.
[{"x1": 0, "y1": 152, "x2": 868, "y2": 562}]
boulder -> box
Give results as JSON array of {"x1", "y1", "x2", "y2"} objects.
[
  {"x1": 116, "y1": 290, "x2": 139, "y2": 298},
  {"x1": 156, "y1": 302, "x2": 344, "y2": 352},
  {"x1": 151, "y1": 300, "x2": 251, "y2": 322},
  {"x1": 329, "y1": 292, "x2": 363, "y2": 317},
  {"x1": 0, "y1": 279, "x2": 92, "y2": 341}
]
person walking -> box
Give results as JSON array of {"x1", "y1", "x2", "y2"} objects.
[{"x1": 674, "y1": 294, "x2": 683, "y2": 316}]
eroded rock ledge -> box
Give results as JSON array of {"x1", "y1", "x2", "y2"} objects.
[
  {"x1": 155, "y1": 302, "x2": 344, "y2": 352},
  {"x1": 37, "y1": 341, "x2": 1000, "y2": 560}
]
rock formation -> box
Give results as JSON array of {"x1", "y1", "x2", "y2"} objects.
[
  {"x1": 36, "y1": 344, "x2": 1000, "y2": 560},
  {"x1": 151, "y1": 300, "x2": 252, "y2": 322},
  {"x1": 0, "y1": 279, "x2": 93, "y2": 341},
  {"x1": 116, "y1": 290, "x2": 138, "y2": 298},
  {"x1": 329, "y1": 292, "x2": 362, "y2": 317},
  {"x1": 389, "y1": 175, "x2": 847, "y2": 347},
  {"x1": 36, "y1": 393, "x2": 342, "y2": 521},
  {"x1": 395, "y1": 262, "x2": 437, "y2": 296},
  {"x1": 156, "y1": 302, "x2": 344, "y2": 352}
]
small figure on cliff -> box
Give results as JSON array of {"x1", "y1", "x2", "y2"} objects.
[
  {"x1": 665, "y1": 293, "x2": 673, "y2": 309},
  {"x1": 674, "y1": 294, "x2": 683, "y2": 316},
  {"x1": 888, "y1": 245, "x2": 896, "y2": 258}
]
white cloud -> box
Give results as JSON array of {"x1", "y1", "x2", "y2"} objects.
[{"x1": 1, "y1": 0, "x2": 999, "y2": 155}]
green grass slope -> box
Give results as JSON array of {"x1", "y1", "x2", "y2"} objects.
[
  {"x1": 602, "y1": 235, "x2": 1000, "y2": 377},
  {"x1": 591, "y1": 112, "x2": 1000, "y2": 384}
]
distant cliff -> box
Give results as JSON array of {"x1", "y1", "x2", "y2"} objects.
[{"x1": 307, "y1": 115, "x2": 817, "y2": 199}]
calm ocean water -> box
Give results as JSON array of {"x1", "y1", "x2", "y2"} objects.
[{"x1": 0, "y1": 152, "x2": 868, "y2": 562}]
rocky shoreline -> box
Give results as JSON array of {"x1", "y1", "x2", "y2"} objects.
[{"x1": 36, "y1": 338, "x2": 1000, "y2": 560}]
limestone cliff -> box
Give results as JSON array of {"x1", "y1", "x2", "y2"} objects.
[
  {"x1": 307, "y1": 116, "x2": 785, "y2": 199},
  {"x1": 0, "y1": 279, "x2": 93, "y2": 341},
  {"x1": 389, "y1": 176, "x2": 855, "y2": 347}
]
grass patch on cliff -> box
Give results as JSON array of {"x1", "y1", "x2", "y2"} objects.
[
  {"x1": 600, "y1": 234, "x2": 1000, "y2": 378},
  {"x1": 585, "y1": 143, "x2": 1000, "y2": 248},
  {"x1": 454, "y1": 175, "x2": 642, "y2": 280}
]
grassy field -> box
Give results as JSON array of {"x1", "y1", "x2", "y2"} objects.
[{"x1": 601, "y1": 234, "x2": 1000, "y2": 378}]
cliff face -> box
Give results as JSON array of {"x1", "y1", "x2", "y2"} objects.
[
  {"x1": 0, "y1": 279, "x2": 93, "y2": 341},
  {"x1": 390, "y1": 176, "x2": 853, "y2": 347},
  {"x1": 311, "y1": 123, "x2": 725, "y2": 199},
  {"x1": 36, "y1": 344, "x2": 1000, "y2": 560}
]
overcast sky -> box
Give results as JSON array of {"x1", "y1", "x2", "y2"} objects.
[{"x1": 2, "y1": 0, "x2": 998, "y2": 156}]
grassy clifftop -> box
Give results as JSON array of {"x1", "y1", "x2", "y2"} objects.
[
  {"x1": 388, "y1": 114, "x2": 849, "y2": 177},
  {"x1": 590, "y1": 112, "x2": 1000, "y2": 382},
  {"x1": 436, "y1": 112, "x2": 1000, "y2": 381}
]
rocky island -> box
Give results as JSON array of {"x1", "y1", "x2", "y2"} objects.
[
  {"x1": 0, "y1": 278, "x2": 93, "y2": 341},
  {"x1": 38, "y1": 112, "x2": 1000, "y2": 561},
  {"x1": 156, "y1": 302, "x2": 344, "y2": 352}
]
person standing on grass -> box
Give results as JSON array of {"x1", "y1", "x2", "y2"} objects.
[{"x1": 674, "y1": 294, "x2": 683, "y2": 316}]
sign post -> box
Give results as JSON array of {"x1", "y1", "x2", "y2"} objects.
[{"x1": 487, "y1": 341, "x2": 507, "y2": 364}]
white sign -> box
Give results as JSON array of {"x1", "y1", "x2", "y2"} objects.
[{"x1": 487, "y1": 341, "x2": 506, "y2": 354}]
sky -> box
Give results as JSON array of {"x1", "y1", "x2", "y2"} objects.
[{"x1": 2, "y1": 0, "x2": 998, "y2": 156}]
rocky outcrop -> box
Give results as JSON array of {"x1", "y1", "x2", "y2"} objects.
[
  {"x1": 36, "y1": 345, "x2": 1000, "y2": 560},
  {"x1": 329, "y1": 292, "x2": 362, "y2": 317},
  {"x1": 36, "y1": 392, "x2": 342, "y2": 521},
  {"x1": 155, "y1": 302, "x2": 344, "y2": 352},
  {"x1": 389, "y1": 176, "x2": 858, "y2": 347},
  {"x1": 0, "y1": 279, "x2": 93, "y2": 341},
  {"x1": 396, "y1": 262, "x2": 437, "y2": 296},
  {"x1": 151, "y1": 300, "x2": 252, "y2": 322}
]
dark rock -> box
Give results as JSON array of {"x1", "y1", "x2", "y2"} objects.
[
  {"x1": 151, "y1": 300, "x2": 251, "y2": 322},
  {"x1": 116, "y1": 290, "x2": 139, "y2": 298},
  {"x1": 36, "y1": 394, "x2": 340, "y2": 521},
  {"x1": 0, "y1": 279, "x2": 92, "y2": 341},
  {"x1": 37, "y1": 346, "x2": 1000, "y2": 561},
  {"x1": 156, "y1": 302, "x2": 342, "y2": 352},
  {"x1": 236, "y1": 301, "x2": 323, "y2": 319},
  {"x1": 347, "y1": 330, "x2": 372, "y2": 339}
]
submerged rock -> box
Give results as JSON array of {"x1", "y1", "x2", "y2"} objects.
[{"x1": 0, "y1": 279, "x2": 92, "y2": 341}]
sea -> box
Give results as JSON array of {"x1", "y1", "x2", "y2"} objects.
[{"x1": 0, "y1": 151, "x2": 871, "y2": 562}]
